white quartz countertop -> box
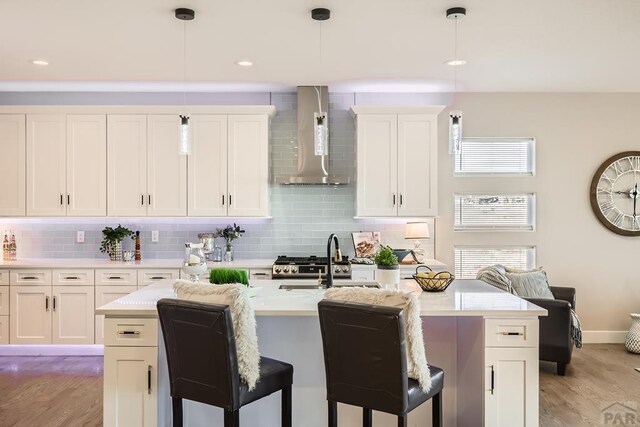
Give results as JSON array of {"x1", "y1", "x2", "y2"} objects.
[
  {"x1": 0, "y1": 258, "x2": 275, "y2": 269},
  {"x1": 96, "y1": 278, "x2": 546, "y2": 317}
]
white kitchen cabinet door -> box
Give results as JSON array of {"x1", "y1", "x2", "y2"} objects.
[
  {"x1": 66, "y1": 115, "x2": 107, "y2": 216},
  {"x1": 104, "y1": 346, "x2": 157, "y2": 427},
  {"x1": 52, "y1": 285, "x2": 94, "y2": 344},
  {"x1": 147, "y1": 115, "x2": 187, "y2": 216},
  {"x1": 0, "y1": 115, "x2": 26, "y2": 216},
  {"x1": 0, "y1": 286, "x2": 9, "y2": 316},
  {"x1": 0, "y1": 316, "x2": 8, "y2": 344},
  {"x1": 397, "y1": 114, "x2": 438, "y2": 217},
  {"x1": 188, "y1": 115, "x2": 228, "y2": 216},
  {"x1": 10, "y1": 285, "x2": 52, "y2": 344},
  {"x1": 356, "y1": 114, "x2": 398, "y2": 217},
  {"x1": 107, "y1": 115, "x2": 147, "y2": 216},
  {"x1": 26, "y1": 114, "x2": 66, "y2": 216},
  {"x1": 137, "y1": 269, "x2": 180, "y2": 288},
  {"x1": 485, "y1": 347, "x2": 539, "y2": 427},
  {"x1": 95, "y1": 285, "x2": 137, "y2": 344},
  {"x1": 227, "y1": 115, "x2": 269, "y2": 217}
]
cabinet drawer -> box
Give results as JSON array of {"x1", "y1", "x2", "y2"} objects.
[
  {"x1": 249, "y1": 268, "x2": 272, "y2": 280},
  {"x1": 137, "y1": 269, "x2": 179, "y2": 288},
  {"x1": 0, "y1": 286, "x2": 8, "y2": 316},
  {"x1": 104, "y1": 317, "x2": 158, "y2": 347},
  {"x1": 53, "y1": 269, "x2": 95, "y2": 286},
  {"x1": 0, "y1": 315, "x2": 8, "y2": 344},
  {"x1": 95, "y1": 269, "x2": 137, "y2": 286},
  {"x1": 10, "y1": 270, "x2": 51, "y2": 285},
  {"x1": 352, "y1": 270, "x2": 375, "y2": 282},
  {"x1": 485, "y1": 318, "x2": 538, "y2": 348},
  {"x1": 0, "y1": 270, "x2": 8, "y2": 286}
]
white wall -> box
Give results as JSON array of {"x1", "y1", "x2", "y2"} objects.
[{"x1": 435, "y1": 93, "x2": 640, "y2": 338}]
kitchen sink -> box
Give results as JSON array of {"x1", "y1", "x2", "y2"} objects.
[{"x1": 279, "y1": 280, "x2": 380, "y2": 290}]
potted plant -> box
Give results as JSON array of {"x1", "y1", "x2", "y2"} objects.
[
  {"x1": 374, "y1": 245, "x2": 400, "y2": 288},
  {"x1": 100, "y1": 225, "x2": 135, "y2": 261},
  {"x1": 214, "y1": 223, "x2": 245, "y2": 262}
]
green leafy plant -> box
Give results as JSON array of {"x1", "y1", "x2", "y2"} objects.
[
  {"x1": 209, "y1": 268, "x2": 249, "y2": 286},
  {"x1": 374, "y1": 246, "x2": 399, "y2": 267},
  {"x1": 100, "y1": 225, "x2": 135, "y2": 253}
]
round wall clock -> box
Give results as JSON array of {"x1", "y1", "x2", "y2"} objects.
[{"x1": 590, "y1": 151, "x2": 640, "y2": 236}]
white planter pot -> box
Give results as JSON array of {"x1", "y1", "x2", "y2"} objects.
[
  {"x1": 376, "y1": 266, "x2": 400, "y2": 290},
  {"x1": 625, "y1": 313, "x2": 640, "y2": 354}
]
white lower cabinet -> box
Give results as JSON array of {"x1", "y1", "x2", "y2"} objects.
[
  {"x1": 485, "y1": 320, "x2": 539, "y2": 427},
  {"x1": 10, "y1": 285, "x2": 52, "y2": 345},
  {"x1": 52, "y1": 285, "x2": 94, "y2": 344},
  {"x1": 0, "y1": 286, "x2": 9, "y2": 316},
  {"x1": 0, "y1": 316, "x2": 8, "y2": 344},
  {"x1": 104, "y1": 346, "x2": 157, "y2": 427},
  {"x1": 95, "y1": 285, "x2": 137, "y2": 344}
]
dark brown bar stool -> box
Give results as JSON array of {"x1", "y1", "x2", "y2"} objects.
[
  {"x1": 157, "y1": 298, "x2": 293, "y2": 427},
  {"x1": 318, "y1": 299, "x2": 444, "y2": 427}
]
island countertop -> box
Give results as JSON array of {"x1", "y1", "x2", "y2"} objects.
[{"x1": 96, "y1": 278, "x2": 546, "y2": 317}]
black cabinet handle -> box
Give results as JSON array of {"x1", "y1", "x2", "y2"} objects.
[
  {"x1": 392, "y1": 193, "x2": 396, "y2": 206},
  {"x1": 108, "y1": 276, "x2": 123, "y2": 280},
  {"x1": 118, "y1": 330, "x2": 140, "y2": 335},
  {"x1": 229, "y1": 194, "x2": 232, "y2": 206},
  {"x1": 65, "y1": 276, "x2": 79, "y2": 280},
  {"x1": 60, "y1": 194, "x2": 63, "y2": 206},
  {"x1": 67, "y1": 194, "x2": 70, "y2": 205},
  {"x1": 147, "y1": 365, "x2": 152, "y2": 394},
  {"x1": 45, "y1": 296, "x2": 49, "y2": 311},
  {"x1": 53, "y1": 296, "x2": 56, "y2": 311},
  {"x1": 400, "y1": 194, "x2": 403, "y2": 207},
  {"x1": 490, "y1": 365, "x2": 495, "y2": 395},
  {"x1": 222, "y1": 194, "x2": 225, "y2": 206},
  {"x1": 500, "y1": 332, "x2": 524, "y2": 336},
  {"x1": 150, "y1": 276, "x2": 164, "y2": 280},
  {"x1": 23, "y1": 276, "x2": 38, "y2": 280},
  {"x1": 141, "y1": 195, "x2": 144, "y2": 206},
  {"x1": 148, "y1": 195, "x2": 151, "y2": 205}
]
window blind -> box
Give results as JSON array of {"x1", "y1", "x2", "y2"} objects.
[
  {"x1": 455, "y1": 138, "x2": 535, "y2": 175},
  {"x1": 454, "y1": 194, "x2": 536, "y2": 231},
  {"x1": 454, "y1": 246, "x2": 536, "y2": 279}
]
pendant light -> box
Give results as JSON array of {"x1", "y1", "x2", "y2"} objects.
[
  {"x1": 175, "y1": 8, "x2": 194, "y2": 155},
  {"x1": 311, "y1": 9, "x2": 330, "y2": 156},
  {"x1": 446, "y1": 7, "x2": 466, "y2": 155}
]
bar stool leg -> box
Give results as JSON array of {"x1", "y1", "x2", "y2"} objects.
[
  {"x1": 328, "y1": 400, "x2": 337, "y2": 427},
  {"x1": 282, "y1": 385, "x2": 292, "y2": 427},
  {"x1": 224, "y1": 409, "x2": 239, "y2": 427},
  {"x1": 397, "y1": 414, "x2": 407, "y2": 427},
  {"x1": 172, "y1": 397, "x2": 183, "y2": 427},
  {"x1": 432, "y1": 392, "x2": 443, "y2": 427},
  {"x1": 363, "y1": 408, "x2": 373, "y2": 427}
]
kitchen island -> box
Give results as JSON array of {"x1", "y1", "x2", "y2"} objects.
[{"x1": 97, "y1": 279, "x2": 545, "y2": 427}]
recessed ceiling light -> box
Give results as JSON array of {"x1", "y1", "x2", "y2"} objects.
[
  {"x1": 31, "y1": 59, "x2": 49, "y2": 66},
  {"x1": 445, "y1": 59, "x2": 467, "y2": 66},
  {"x1": 236, "y1": 60, "x2": 253, "y2": 67}
]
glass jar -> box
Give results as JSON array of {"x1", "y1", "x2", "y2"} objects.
[
  {"x1": 212, "y1": 245, "x2": 223, "y2": 262},
  {"x1": 182, "y1": 242, "x2": 207, "y2": 282},
  {"x1": 224, "y1": 242, "x2": 234, "y2": 262}
]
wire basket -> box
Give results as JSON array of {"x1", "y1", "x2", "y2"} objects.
[{"x1": 412, "y1": 266, "x2": 455, "y2": 292}]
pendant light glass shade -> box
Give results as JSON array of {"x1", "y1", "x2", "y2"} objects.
[
  {"x1": 314, "y1": 112, "x2": 328, "y2": 156},
  {"x1": 449, "y1": 111, "x2": 462, "y2": 155},
  {"x1": 179, "y1": 115, "x2": 192, "y2": 156}
]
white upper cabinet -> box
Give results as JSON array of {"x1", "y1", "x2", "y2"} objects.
[
  {"x1": 227, "y1": 114, "x2": 269, "y2": 217},
  {"x1": 107, "y1": 115, "x2": 147, "y2": 216},
  {"x1": 66, "y1": 115, "x2": 107, "y2": 216},
  {"x1": 188, "y1": 115, "x2": 228, "y2": 216},
  {"x1": 352, "y1": 106, "x2": 443, "y2": 217},
  {"x1": 0, "y1": 115, "x2": 26, "y2": 216},
  {"x1": 26, "y1": 114, "x2": 66, "y2": 216},
  {"x1": 147, "y1": 115, "x2": 187, "y2": 216}
]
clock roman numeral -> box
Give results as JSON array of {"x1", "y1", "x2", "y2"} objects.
[
  {"x1": 612, "y1": 211, "x2": 625, "y2": 228},
  {"x1": 597, "y1": 187, "x2": 612, "y2": 195},
  {"x1": 613, "y1": 161, "x2": 624, "y2": 176},
  {"x1": 601, "y1": 173, "x2": 615, "y2": 184}
]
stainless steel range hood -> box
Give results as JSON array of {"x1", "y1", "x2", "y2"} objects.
[{"x1": 275, "y1": 86, "x2": 350, "y2": 185}]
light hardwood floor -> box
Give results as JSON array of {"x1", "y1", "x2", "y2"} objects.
[{"x1": 0, "y1": 345, "x2": 638, "y2": 426}]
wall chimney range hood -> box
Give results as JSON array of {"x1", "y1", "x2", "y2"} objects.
[{"x1": 275, "y1": 86, "x2": 350, "y2": 185}]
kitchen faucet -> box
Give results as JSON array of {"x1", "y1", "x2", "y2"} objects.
[{"x1": 325, "y1": 234, "x2": 342, "y2": 288}]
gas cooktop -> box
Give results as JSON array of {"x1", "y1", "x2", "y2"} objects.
[{"x1": 272, "y1": 255, "x2": 352, "y2": 279}]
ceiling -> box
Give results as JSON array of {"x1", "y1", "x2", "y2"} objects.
[{"x1": 1, "y1": 0, "x2": 640, "y2": 92}]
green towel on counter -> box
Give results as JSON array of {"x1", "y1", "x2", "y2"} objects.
[{"x1": 210, "y1": 268, "x2": 249, "y2": 285}]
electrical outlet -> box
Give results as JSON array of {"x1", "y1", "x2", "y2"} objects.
[
  {"x1": 76, "y1": 231, "x2": 85, "y2": 243},
  {"x1": 151, "y1": 230, "x2": 159, "y2": 243}
]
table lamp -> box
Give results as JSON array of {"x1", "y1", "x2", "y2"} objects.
[{"x1": 405, "y1": 222, "x2": 430, "y2": 263}]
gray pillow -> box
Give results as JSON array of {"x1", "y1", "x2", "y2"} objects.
[{"x1": 505, "y1": 270, "x2": 554, "y2": 299}]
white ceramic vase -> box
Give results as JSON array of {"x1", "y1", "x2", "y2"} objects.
[
  {"x1": 625, "y1": 313, "x2": 640, "y2": 354},
  {"x1": 376, "y1": 266, "x2": 400, "y2": 290}
]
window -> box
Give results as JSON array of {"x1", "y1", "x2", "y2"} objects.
[
  {"x1": 455, "y1": 138, "x2": 535, "y2": 176},
  {"x1": 454, "y1": 246, "x2": 536, "y2": 279},
  {"x1": 454, "y1": 193, "x2": 536, "y2": 231}
]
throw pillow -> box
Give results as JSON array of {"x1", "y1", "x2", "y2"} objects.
[
  {"x1": 173, "y1": 281, "x2": 260, "y2": 390},
  {"x1": 323, "y1": 287, "x2": 432, "y2": 392},
  {"x1": 505, "y1": 270, "x2": 555, "y2": 299}
]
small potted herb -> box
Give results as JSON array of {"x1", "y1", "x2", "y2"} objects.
[
  {"x1": 374, "y1": 245, "x2": 400, "y2": 288},
  {"x1": 100, "y1": 225, "x2": 135, "y2": 261},
  {"x1": 214, "y1": 223, "x2": 245, "y2": 262}
]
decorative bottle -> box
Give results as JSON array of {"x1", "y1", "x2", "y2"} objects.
[
  {"x1": 9, "y1": 231, "x2": 16, "y2": 261},
  {"x1": 2, "y1": 231, "x2": 8, "y2": 262},
  {"x1": 135, "y1": 231, "x2": 141, "y2": 261}
]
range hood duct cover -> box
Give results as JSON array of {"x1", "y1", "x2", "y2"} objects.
[{"x1": 275, "y1": 86, "x2": 350, "y2": 185}]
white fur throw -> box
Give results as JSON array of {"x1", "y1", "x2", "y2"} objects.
[
  {"x1": 324, "y1": 287, "x2": 432, "y2": 392},
  {"x1": 173, "y1": 281, "x2": 260, "y2": 390}
]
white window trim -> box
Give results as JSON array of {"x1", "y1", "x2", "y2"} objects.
[
  {"x1": 454, "y1": 137, "x2": 537, "y2": 177},
  {"x1": 453, "y1": 192, "x2": 537, "y2": 232},
  {"x1": 454, "y1": 245, "x2": 537, "y2": 279}
]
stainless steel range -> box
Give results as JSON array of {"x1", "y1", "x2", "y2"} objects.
[{"x1": 272, "y1": 255, "x2": 352, "y2": 280}]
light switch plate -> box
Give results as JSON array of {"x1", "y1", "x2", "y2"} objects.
[
  {"x1": 76, "y1": 231, "x2": 85, "y2": 243},
  {"x1": 151, "y1": 230, "x2": 159, "y2": 243}
]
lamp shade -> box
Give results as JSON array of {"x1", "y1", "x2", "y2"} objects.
[{"x1": 405, "y1": 222, "x2": 430, "y2": 240}]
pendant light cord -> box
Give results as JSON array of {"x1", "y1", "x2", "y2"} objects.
[
  {"x1": 454, "y1": 16, "x2": 458, "y2": 94},
  {"x1": 183, "y1": 20, "x2": 187, "y2": 111}
]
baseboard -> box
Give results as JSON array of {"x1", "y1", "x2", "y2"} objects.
[
  {"x1": 0, "y1": 345, "x2": 104, "y2": 356},
  {"x1": 582, "y1": 330, "x2": 627, "y2": 344}
]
